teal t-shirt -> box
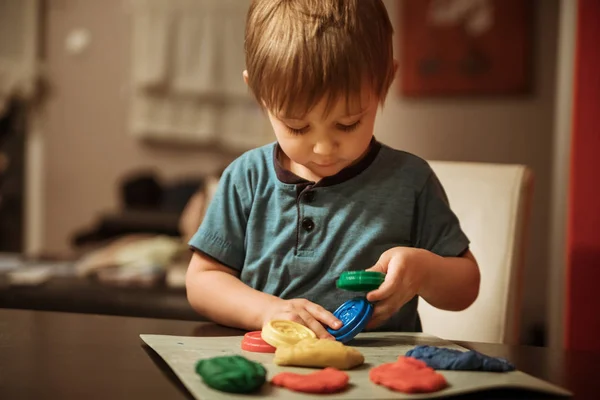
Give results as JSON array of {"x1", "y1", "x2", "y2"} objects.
[{"x1": 189, "y1": 140, "x2": 470, "y2": 331}]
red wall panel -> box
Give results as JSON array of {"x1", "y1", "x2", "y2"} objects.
[{"x1": 565, "y1": 0, "x2": 600, "y2": 351}]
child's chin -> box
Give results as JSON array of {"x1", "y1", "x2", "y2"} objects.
[
  {"x1": 315, "y1": 161, "x2": 346, "y2": 170},
  {"x1": 317, "y1": 165, "x2": 344, "y2": 175}
]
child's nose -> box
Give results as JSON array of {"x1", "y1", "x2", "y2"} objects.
[{"x1": 313, "y1": 138, "x2": 336, "y2": 156}]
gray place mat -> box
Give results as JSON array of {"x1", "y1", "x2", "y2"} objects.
[{"x1": 140, "y1": 332, "x2": 572, "y2": 399}]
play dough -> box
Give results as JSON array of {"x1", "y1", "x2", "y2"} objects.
[
  {"x1": 271, "y1": 368, "x2": 350, "y2": 394},
  {"x1": 405, "y1": 345, "x2": 515, "y2": 372},
  {"x1": 370, "y1": 356, "x2": 448, "y2": 394},
  {"x1": 140, "y1": 332, "x2": 573, "y2": 399},
  {"x1": 194, "y1": 355, "x2": 266, "y2": 393},
  {"x1": 273, "y1": 338, "x2": 364, "y2": 370},
  {"x1": 261, "y1": 320, "x2": 316, "y2": 348}
]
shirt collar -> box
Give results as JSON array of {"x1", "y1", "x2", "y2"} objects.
[{"x1": 273, "y1": 137, "x2": 381, "y2": 187}]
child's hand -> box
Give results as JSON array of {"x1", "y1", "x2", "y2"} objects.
[
  {"x1": 364, "y1": 247, "x2": 429, "y2": 329},
  {"x1": 263, "y1": 298, "x2": 342, "y2": 339}
]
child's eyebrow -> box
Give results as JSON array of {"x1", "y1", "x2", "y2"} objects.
[
  {"x1": 340, "y1": 109, "x2": 368, "y2": 119},
  {"x1": 278, "y1": 116, "x2": 305, "y2": 123},
  {"x1": 278, "y1": 109, "x2": 367, "y2": 122}
]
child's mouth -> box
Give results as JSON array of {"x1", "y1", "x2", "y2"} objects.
[{"x1": 315, "y1": 161, "x2": 338, "y2": 168}]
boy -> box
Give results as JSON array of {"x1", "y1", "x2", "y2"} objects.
[{"x1": 186, "y1": 0, "x2": 480, "y2": 339}]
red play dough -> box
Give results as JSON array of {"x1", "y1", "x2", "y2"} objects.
[
  {"x1": 272, "y1": 368, "x2": 349, "y2": 393},
  {"x1": 370, "y1": 356, "x2": 448, "y2": 393}
]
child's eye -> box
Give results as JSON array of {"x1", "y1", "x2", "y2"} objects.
[
  {"x1": 286, "y1": 125, "x2": 310, "y2": 135},
  {"x1": 337, "y1": 120, "x2": 362, "y2": 132}
]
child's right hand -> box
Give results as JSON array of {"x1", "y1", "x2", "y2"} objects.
[{"x1": 262, "y1": 298, "x2": 342, "y2": 340}]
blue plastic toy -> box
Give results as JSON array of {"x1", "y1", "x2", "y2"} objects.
[{"x1": 326, "y1": 297, "x2": 373, "y2": 343}]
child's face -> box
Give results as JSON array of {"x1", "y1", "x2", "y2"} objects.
[{"x1": 267, "y1": 88, "x2": 379, "y2": 181}]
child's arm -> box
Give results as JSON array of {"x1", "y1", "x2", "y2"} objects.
[
  {"x1": 364, "y1": 247, "x2": 480, "y2": 329},
  {"x1": 413, "y1": 249, "x2": 480, "y2": 310},
  {"x1": 186, "y1": 252, "x2": 341, "y2": 338}
]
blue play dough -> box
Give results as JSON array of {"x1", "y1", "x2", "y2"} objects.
[
  {"x1": 405, "y1": 345, "x2": 515, "y2": 372},
  {"x1": 326, "y1": 297, "x2": 373, "y2": 343}
]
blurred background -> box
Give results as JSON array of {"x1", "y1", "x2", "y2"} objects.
[{"x1": 0, "y1": 0, "x2": 597, "y2": 352}]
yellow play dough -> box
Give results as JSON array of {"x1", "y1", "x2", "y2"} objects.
[
  {"x1": 273, "y1": 338, "x2": 365, "y2": 370},
  {"x1": 261, "y1": 320, "x2": 316, "y2": 348}
]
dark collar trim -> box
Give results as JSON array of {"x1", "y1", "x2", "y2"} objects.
[{"x1": 273, "y1": 138, "x2": 381, "y2": 187}]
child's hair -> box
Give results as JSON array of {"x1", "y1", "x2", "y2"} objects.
[{"x1": 244, "y1": 0, "x2": 395, "y2": 118}]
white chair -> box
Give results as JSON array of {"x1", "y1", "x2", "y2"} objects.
[{"x1": 418, "y1": 161, "x2": 534, "y2": 344}]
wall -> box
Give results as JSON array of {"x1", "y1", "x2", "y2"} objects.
[
  {"x1": 378, "y1": 0, "x2": 559, "y2": 344},
  {"x1": 565, "y1": 0, "x2": 600, "y2": 352},
  {"x1": 42, "y1": 0, "x2": 236, "y2": 254},
  {"x1": 548, "y1": 0, "x2": 576, "y2": 350}
]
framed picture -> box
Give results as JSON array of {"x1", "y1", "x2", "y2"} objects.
[{"x1": 399, "y1": 0, "x2": 534, "y2": 97}]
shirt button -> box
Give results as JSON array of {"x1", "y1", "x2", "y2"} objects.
[
  {"x1": 302, "y1": 217, "x2": 315, "y2": 232},
  {"x1": 303, "y1": 191, "x2": 315, "y2": 203}
]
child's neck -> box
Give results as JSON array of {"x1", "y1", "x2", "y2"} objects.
[
  {"x1": 284, "y1": 157, "x2": 325, "y2": 183},
  {"x1": 281, "y1": 142, "x2": 372, "y2": 183}
]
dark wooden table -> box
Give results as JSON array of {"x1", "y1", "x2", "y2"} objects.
[
  {"x1": 0, "y1": 276, "x2": 198, "y2": 321},
  {"x1": 0, "y1": 309, "x2": 596, "y2": 399}
]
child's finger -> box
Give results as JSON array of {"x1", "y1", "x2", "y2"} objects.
[
  {"x1": 366, "y1": 318, "x2": 382, "y2": 330},
  {"x1": 306, "y1": 302, "x2": 342, "y2": 330},
  {"x1": 276, "y1": 311, "x2": 306, "y2": 327},
  {"x1": 367, "y1": 293, "x2": 415, "y2": 329},
  {"x1": 366, "y1": 272, "x2": 398, "y2": 302},
  {"x1": 366, "y1": 257, "x2": 402, "y2": 302},
  {"x1": 298, "y1": 309, "x2": 334, "y2": 339},
  {"x1": 365, "y1": 251, "x2": 392, "y2": 273},
  {"x1": 373, "y1": 299, "x2": 393, "y2": 318},
  {"x1": 366, "y1": 282, "x2": 393, "y2": 302},
  {"x1": 366, "y1": 300, "x2": 394, "y2": 329},
  {"x1": 365, "y1": 262, "x2": 386, "y2": 273}
]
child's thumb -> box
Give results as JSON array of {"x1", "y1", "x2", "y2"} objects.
[
  {"x1": 366, "y1": 250, "x2": 393, "y2": 273},
  {"x1": 365, "y1": 262, "x2": 386, "y2": 273}
]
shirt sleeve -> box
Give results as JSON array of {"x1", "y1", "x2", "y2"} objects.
[
  {"x1": 413, "y1": 170, "x2": 470, "y2": 257},
  {"x1": 188, "y1": 161, "x2": 252, "y2": 271}
]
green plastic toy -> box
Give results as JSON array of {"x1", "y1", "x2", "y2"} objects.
[{"x1": 336, "y1": 271, "x2": 385, "y2": 292}]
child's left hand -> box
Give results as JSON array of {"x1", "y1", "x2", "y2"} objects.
[{"x1": 364, "y1": 247, "x2": 430, "y2": 329}]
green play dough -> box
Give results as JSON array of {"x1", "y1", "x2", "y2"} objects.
[{"x1": 195, "y1": 355, "x2": 266, "y2": 393}]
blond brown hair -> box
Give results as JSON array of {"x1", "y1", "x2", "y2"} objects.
[{"x1": 244, "y1": 0, "x2": 395, "y2": 118}]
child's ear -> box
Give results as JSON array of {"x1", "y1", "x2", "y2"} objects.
[{"x1": 242, "y1": 70, "x2": 249, "y2": 85}]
